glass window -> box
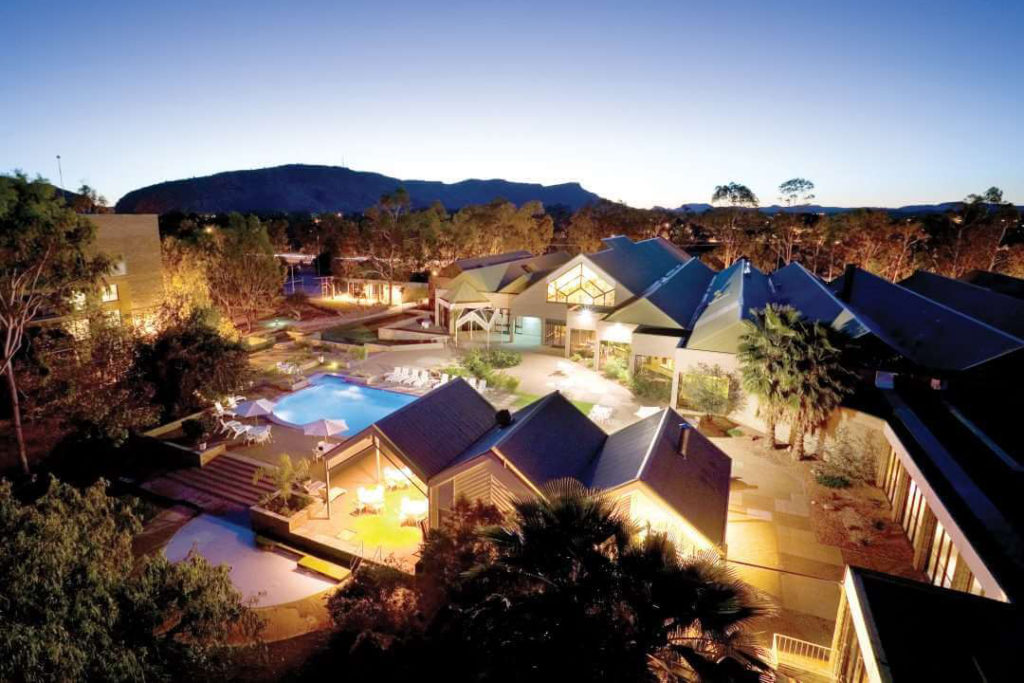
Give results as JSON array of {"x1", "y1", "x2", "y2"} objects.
[
  {"x1": 544, "y1": 320, "x2": 566, "y2": 347},
  {"x1": 546, "y1": 264, "x2": 615, "y2": 306},
  {"x1": 110, "y1": 258, "x2": 128, "y2": 276},
  {"x1": 927, "y1": 522, "x2": 960, "y2": 589},
  {"x1": 101, "y1": 283, "x2": 119, "y2": 302}
]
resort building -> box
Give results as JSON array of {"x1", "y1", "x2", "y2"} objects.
[
  {"x1": 828, "y1": 566, "x2": 1022, "y2": 682},
  {"x1": 52, "y1": 213, "x2": 165, "y2": 334},
  {"x1": 86, "y1": 213, "x2": 165, "y2": 325},
  {"x1": 323, "y1": 378, "x2": 733, "y2": 555}
]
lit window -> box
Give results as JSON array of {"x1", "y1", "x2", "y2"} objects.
[
  {"x1": 101, "y1": 283, "x2": 119, "y2": 302},
  {"x1": 546, "y1": 264, "x2": 615, "y2": 306},
  {"x1": 70, "y1": 291, "x2": 86, "y2": 311},
  {"x1": 110, "y1": 259, "x2": 128, "y2": 276}
]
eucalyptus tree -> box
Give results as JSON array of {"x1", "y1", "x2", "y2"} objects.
[
  {"x1": 777, "y1": 178, "x2": 815, "y2": 207},
  {"x1": 0, "y1": 173, "x2": 111, "y2": 473},
  {"x1": 710, "y1": 182, "x2": 759, "y2": 266}
]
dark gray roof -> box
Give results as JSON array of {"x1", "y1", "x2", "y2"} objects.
[
  {"x1": 849, "y1": 567, "x2": 1023, "y2": 682},
  {"x1": 454, "y1": 250, "x2": 533, "y2": 271},
  {"x1": 829, "y1": 267, "x2": 1023, "y2": 371},
  {"x1": 883, "y1": 389, "x2": 1024, "y2": 602},
  {"x1": 584, "y1": 408, "x2": 732, "y2": 546},
  {"x1": 640, "y1": 258, "x2": 716, "y2": 328},
  {"x1": 961, "y1": 269, "x2": 1024, "y2": 300},
  {"x1": 769, "y1": 262, "x2": 866, "y2": 334},
  {"x1": 588, "y1": 236, "x2": 691, "y2": 295},
  {"x1": 491, "y1": 392, "x2": 608, "y2": 484},
  {"x1": 374, "y1": 378, "x2": 496, "y2": 481},
  {"x1": 496, "y1": 251, "x2": 572, "y2": 291},
  {"x1": 900, "y1": 270, "x2": 1024, "y2": 339}
]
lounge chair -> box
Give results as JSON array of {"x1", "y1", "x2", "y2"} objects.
[
  {"x1": 225, "y1": 421, "x2": 250, "y2": 439},
  {"x1": 213, "y1": 401, "x2": 236, "y2": 418},
  {"x1": 384, "y1": 366, "x2": 405, "y2": 383},
  {"x1": 438, "y1": 373, "x2": 450, "y2": 386},
  {"x1": 476, "y1": 378, "x2": 488, "y2": 393},
  {"x1": 225, "y1": 395, "x2": 246, "y2": 408},
  {"x1": 466, "y1": 377, "x2": 478, "y2": 390},
  {"x1": 400, "y1": 369, "x2": 421, "y2": 385},
  {"x1": 412, "y1": 370, "x2": 431, "y2": 388}
]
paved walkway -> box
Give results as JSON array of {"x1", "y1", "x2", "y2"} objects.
[{"x1": 716, "y1": 436, "x2": 845, "y2": 645}]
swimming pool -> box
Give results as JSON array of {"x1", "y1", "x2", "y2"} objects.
[{"x1": 271, "y1": 375, "x2": 416, "y2": 433}]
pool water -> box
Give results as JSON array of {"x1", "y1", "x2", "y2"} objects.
[{"x1": 271, "y1": 375, "x2": 416, "y2": 433}]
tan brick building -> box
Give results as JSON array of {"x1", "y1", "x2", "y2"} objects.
[{"x1": 83, "y1": 213, "x2": 164, "y2": 326}]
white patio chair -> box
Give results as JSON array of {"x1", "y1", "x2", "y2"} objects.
[
  {"x1": 228, "y1": 422, "x2": 251, "y2": 439},
  {"x1": 588, "y1": 405, "x2": 612, "y2": 424},
  {"x1": 247, "y1": 425, "x2": 272, "y2": 445},
  {"x1": 476, "y1": 378, "x2": 488, "y2": 393},
  {"x1": 413, "y1": 370, "x2": 432, "y2": 388},
  {"x1": 385, "y1": 366, "x2": 404, "y2": 383},
  {"x1": 213, "y1": 401, "x2": 236, "y2": 418},
  {"x1": 226, "y1": 395, "x2": 246, "y2": 408},
  {"x1": 466, "y1": 377, "x2": 478, "y2": 390},
  {"x1": 400, "y1": 368, "x2": 420, "y2": 385},
  {"x1": 438, "y1": 373, "x2": 450, "y2": 386}
]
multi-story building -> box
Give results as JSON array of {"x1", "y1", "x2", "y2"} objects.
[{"x1": 84, "y1": 213, "x2": 165, "y2": 327}]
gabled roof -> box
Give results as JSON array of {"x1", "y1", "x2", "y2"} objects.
[
  {"x1": 900, "y1": 270, "x2": 1024, "y2": 339},
  {"x1": 453, "y1": 250, "x2": 533, "y2": 271},
  {"x1": 768, "y1": 262, "x2": 869, "y2": 337},
  {"x1": 490, "y1": 392, "x2": 608, "y2": 484},
  {"x1": 442, "y1": 280, "x2": 489, "y2": 304},
  {"x1": 374, "y1": 379, "x2": 496, "y2": 481},
  {"x1": 496, "y1": 251, "x2": 572, "y2": 293},
  {"x1": 685, "y1": 259, "x2": 771, "y2": 353},
  {"x1": 606, "y1": 258, "x2": 716, "y2": 329},
  {"x1": 829, "y1": 267, "x2": 1023, "y2": 371},
  {"x1": 587, "y1": 236, "x2": 691, "y2": 295},
  {"x1": 847, "y1": 567, "x2": 1023, "y2": 683},
  {"x1": 584, "y1": 409, "x2": 732, "y2": 546},
  {"x1": 961, "y1": 269, "x2": 1024, "y2": 300}
]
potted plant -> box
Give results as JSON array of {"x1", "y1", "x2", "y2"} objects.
[{"x1": 249, "y1": 454, "x2": 317, "y2": 535}]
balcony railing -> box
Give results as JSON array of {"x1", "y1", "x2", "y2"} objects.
[{"x1": 770, "y1": 633, "x2": 833, "y2": 677}]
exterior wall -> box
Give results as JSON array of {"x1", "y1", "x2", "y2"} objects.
[
  {"x1": 428, "y1": 455, "x2": 536, "y2": 526},
  {"x1": 84, "y1": 214, "x2": 164, "y2": 325},
  {"x1": 879, "y1": 425, "x2": 1005, "y2": 601},
  {"x1": 607, "y1": 481, "x2": 722, "y2": 556},
  {"x1": 828, "y1": 581, "x2": 876, "y2": 683}
]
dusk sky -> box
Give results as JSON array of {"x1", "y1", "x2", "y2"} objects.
[{"x1": 3, "y1": 0, "x2": 1022, "y2": 208}]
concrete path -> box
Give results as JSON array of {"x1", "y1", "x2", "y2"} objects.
[{"x1": 716, "y1": 435, "x2": 845, "y2": 645}]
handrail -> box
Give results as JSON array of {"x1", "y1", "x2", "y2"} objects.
[{"x1": 771, "y1": 633, "x2": 832, "y2": 669}]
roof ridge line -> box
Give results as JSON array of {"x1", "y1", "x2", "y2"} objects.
[{"x1": 635, "y1": 408, "x2": 672, "y2": 480}]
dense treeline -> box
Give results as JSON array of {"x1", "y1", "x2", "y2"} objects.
[{"x1": 159, "y1": 180, "x2": 1024, "y2": 282}]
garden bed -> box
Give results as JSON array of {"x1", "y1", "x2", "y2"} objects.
[{"x1": 250, "y1": 492, "x2": 319, "y2": 536}]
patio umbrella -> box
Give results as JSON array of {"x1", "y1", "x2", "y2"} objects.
[
  {"x1": 301, "y1": 418, "x2": 350, "y2": 439},
  {"x1": 233, "y1": 398, "x2": 276, "y2": 421}
]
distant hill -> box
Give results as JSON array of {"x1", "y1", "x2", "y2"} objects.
[
  {"x1": 115, "y1": 164, "x2": 602, "y2": 214},
  {"x1": 672, "y1": 201, "x2": 1024, "y2": 216}
]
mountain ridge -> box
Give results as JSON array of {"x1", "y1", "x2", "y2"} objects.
[{"x1": 115, "y1": 164, "x2": 601, "y2": 214}]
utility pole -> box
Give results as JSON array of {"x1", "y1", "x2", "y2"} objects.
[{"x1": 56, "y1": 155, "x2": 64, "y2": 189}]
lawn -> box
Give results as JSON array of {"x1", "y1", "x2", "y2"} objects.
[{"x1": 513, "y1": 392, "x2": 594, "y2": 416}]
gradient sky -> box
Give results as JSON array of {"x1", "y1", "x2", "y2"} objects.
[{"x1": 3, "y1": 0, "x2": 1022, "y2": 208}]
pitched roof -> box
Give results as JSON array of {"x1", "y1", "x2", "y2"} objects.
[
  {"x1": 900, "y1": 270, "x2": 1024, "y2": 339},
  {"x1": 768, "y1": 262, "x2": 869, "y2": 336},
  {"x1": 454, "y1": 250, "x2": 533, "y2": 271},
  {"x1": 829, "y1": 267, "x2": 1023, "y2": 371},
  {"x1": 685, "y1": 259, "x2": 771, "y2": 353},
  {"x1": 584, "y1": 409, "x2": 732, "y2": 546},
  {"x1": 607, "y1": 258, "x2": 716, "y2": 329},
  {"x1": 883, "y1": 388, "x2": 1024, "y2": 602},
  {"x1": 961, "y1": 269, "x2": 1024, "y2": 300},
  {"x1": 491, "y1": 392, "x2": 608, "y2": 484},
  {"x1": 374, "y1": 379, "x2": 496, "y2": 481},
  {"x1": 587, "y1": 236, "x2": 691, "y2": 295},
  {"x1": 848, "y1": 567, "x2": 1023, "y2": 683},
  {"x1": 443, "y1": 280, "x2": 489, "y2": 304}
]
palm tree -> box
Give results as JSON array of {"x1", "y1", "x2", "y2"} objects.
[
  {"x1": 780, "y1": 320, "x2": 853, "y2": 460},
  {"x1": 252, "y1": 453, "x2": 310, "y2": 512},
  {"x1": 458, "y1": 480, "x2": 772, "y2": 681},
  {"x1": 738, "y1": 305, "x2": 802, "y2": 448}
]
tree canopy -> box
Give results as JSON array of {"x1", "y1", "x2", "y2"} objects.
[{"x1": 0, "y1": 477, "x2": 261, "y2": 681}]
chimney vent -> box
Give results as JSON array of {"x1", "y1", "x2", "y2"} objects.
[
  {"x1": 495, "y1": 409, "x2": 513, "y2": 429},
  {"x1": 679, "y1": 423, "x2": 692, "y2": 458}
]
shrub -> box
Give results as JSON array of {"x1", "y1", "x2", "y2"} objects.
[
  {"x1": 815, "y1": 473, "x2": 851, "y2": 488},
  {"x1": 602, "y1": 357, "x2": 629, "y2": 382},
  {"x1": 814, "y1": 426, "x2": 877, "y2": 485},
  {"x1": 489, "y1": 372, "x2": 520, "y2": 392},
  {"x1": 181, "y1": 418, "x2": 205, "y2": 443},
  {"x1": 629, "y1": 374, "x2": 671, "y2": 403},
  {"x1": 678, "y1": 363, "x2": 744, "y2": 418},
  {"x1": 466, "y1": 348, "x2": 521, "y2": 369}
]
